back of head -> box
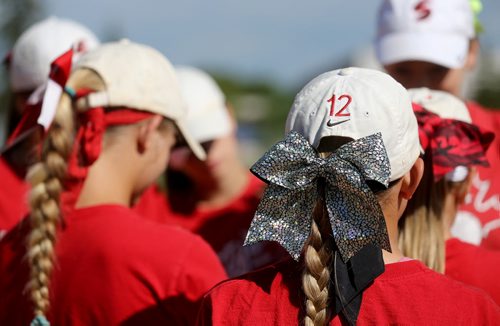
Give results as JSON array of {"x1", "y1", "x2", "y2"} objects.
[
  {"x1": 9, "y1": 17, "x2": 100, "y2": 92},
  {"x1": 73, "y1": 40, "x2": 205, "y2": 160},
  {"x1": 25, "y1": 40, "x2": 205, "y2": 325},
  {"x1": 248, "y1": 67, "x2": 420, "y2": 325},
  {"x1": 400, "y1": 88, "x2": 492, "y2": 273},
  {"x1": 175, "y1": 66, "x2": 232, "y2": 143},
  {"x1": 286, "y1": 67, "x2": 420, "y2": 181},
  {"x1": 375, "y1": 0, "x2": 475, "y2": 69}
]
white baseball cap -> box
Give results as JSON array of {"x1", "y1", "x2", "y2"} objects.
[
  {"x1": 375, "y1": 0, "x2": 475, "y2": 68},
  {"x1": 74, "y1": 40, "x2": 206, "y2": 160},
  {"x1": 286, "y1": 67, "x2": 420, "y2": 181},
  {"x1": 8, "y1": 16, "x2": 100, "y2": 92},
  {"x1": 408, "y1": 88, "x2": 471, "y2": 122},
  {"x1": 174, "y1": 66, "x2": 232, "y2": 143}
]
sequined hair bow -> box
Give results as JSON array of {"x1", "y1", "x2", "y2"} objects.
[{"x1": 244, "y1": 131, "x2": 392, "y2": 262}]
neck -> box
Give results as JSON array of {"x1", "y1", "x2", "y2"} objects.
[
  {"x1": 382, "y1": 218, "x2": 404, "y2": 264},
  {"x1": 75, "y1": 151, "x2": 136, "y2": 209},
  {"x1": 379, "y1": 189, "x2": 405, "y2": 264}
]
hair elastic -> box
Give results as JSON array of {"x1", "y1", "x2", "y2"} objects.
[
  {"x1": 64, "y1": 86, "x2": 76, "y2": 99},
  {"x1": 31, "y1": 315, "x2": 50, "y2": 326}
]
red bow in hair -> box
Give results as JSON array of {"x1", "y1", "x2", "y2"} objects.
[
  {"x1": 68, "y1": 89, "x2": 155, "y2": 179},
  {"x1": 63, "y1": 89, "x2": 155, "y2": 212},
  {"x1": 412, "y1": 103, "x2": 494, "y2": 181}
]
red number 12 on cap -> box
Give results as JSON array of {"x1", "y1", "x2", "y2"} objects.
[{"x1": 328, "y1": 94, "x2": 352, "y2": 117}]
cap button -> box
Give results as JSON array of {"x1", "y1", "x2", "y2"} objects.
[{"x1": 338, "y1": 68, "x2": 354, "y2": 76}]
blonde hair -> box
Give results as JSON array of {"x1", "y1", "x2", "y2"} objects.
[
  {"x1": 302, "y1": 150, "x2": 336, "y2": 326},
  {"x1": 26, "y1": 69, "x2": 106, "y2": 319},
  {"x1": 301, "y1": 141, "x2": 401, "y2": 326},
  {"x1": 399, "y1": 156, "x2": 469, "y2": 273},
  {"x1": 302, "y1": 185, "x2": 332, "y2": 326}
]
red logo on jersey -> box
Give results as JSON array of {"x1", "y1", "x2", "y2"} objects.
[{"x1": 414, "y1": 0, "x2": 431, "y2": 20}]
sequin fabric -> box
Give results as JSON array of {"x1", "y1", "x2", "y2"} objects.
[{"x1": 244, "y1": 131, "x2": 392, "y2": 262}]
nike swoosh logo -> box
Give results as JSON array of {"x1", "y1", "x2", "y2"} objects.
[{"x1": 327, "y1": 119, "x2": 350, "y2": 127}]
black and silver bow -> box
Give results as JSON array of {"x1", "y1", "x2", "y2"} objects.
[{"x1": 244, "y1": 131, "x2": 392, "y2": 262}]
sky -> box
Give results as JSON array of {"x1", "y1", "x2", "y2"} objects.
[{"x1": 15, "y1": 0, "x2": 500, "y2": 89}]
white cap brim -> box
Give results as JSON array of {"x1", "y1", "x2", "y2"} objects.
[
  {"x1": 176, "y1": 119, "x2": 207, "y2": 160},
  {"x1": 186, "y1": 102, "x2": 232, "y2": 143},
  {"x1": 377, "y1": 33, "x2": 469, "y2": 69}
]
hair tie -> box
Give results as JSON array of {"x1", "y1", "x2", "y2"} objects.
[
  {"x1": 64, "y1": 86, "x2": 76, "y2": 99},
  {"x1": 30, "y1": 315, "x2": 50, "y2": 326}
]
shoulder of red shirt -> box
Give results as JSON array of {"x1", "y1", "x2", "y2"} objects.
[
  {"x1": 66, "y1": 204, "x2": 226, "y2": 272},
  {"x1": 0, "y1": 205, "x2": 227, "y2": 325},
  {"x1": 198, "y1": 257, "x2": 500, "y2": 325},
  {"x1": 66, "y1": 205, "x2": 227, "y2": 323},
  {"x1": 445, "y1": 237, "x2": 500, "y2": 306}
]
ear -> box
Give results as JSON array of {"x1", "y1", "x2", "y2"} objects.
[
  {"x1": 137, "y1": 115, "x2": 163, "y2": 154},
  {"x1": 465, "y1": 39, "x2": 480, "y2": 70},
  {"x1": 400, "y1": 158, "x2": 424, "y2": 200}
]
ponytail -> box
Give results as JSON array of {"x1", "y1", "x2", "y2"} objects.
[
  {"x1": 26, "y1": 92, "x2": 74, "y2": 320},
  {"x1": 302, "y1": 172, "x2": 332, "y2": 326},
  {"x1": 399, "y1": 155, "x2": 470, "y2": 273},
  {"x1": 26, "y1": 69, "x2": 105, "y2": 322}
]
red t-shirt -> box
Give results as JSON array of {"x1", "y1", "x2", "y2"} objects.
[
  {"x1": 0, "y1": 205, "x2": 227, "y2": 326},
  {"x1": 455, "y1": 102, "x2": 500, "y2": 250},
  {"x1": 198, "y1": 259, "x2": 500, "y2": 325},
  {"x1": 0, "y1": 157, "x2": 28, "y2": 237},
  {"x1": 445, "y1": 237, "x2": 500, "y2": 306},
  {"x1": 135, "y1": 174, "x2": 288, "y2": 277},
  {"x1": 133, "y1": 184, "x2": 171, "y2": 225}
]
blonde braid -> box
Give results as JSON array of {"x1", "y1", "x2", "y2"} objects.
[
  {"x1": 25, "y1": 69, "x2": 104, "y2": 322},
  {"x1": 26, "y1": 93, "x2": 74, "y2": 320},
  {"x1": 302, "y1": 183, "x2": 332, "y2": 326}
]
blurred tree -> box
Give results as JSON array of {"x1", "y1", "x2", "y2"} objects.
[
  {"x1": 0, "y1": 0, "x2": 44, "y2": 143},
  {"x1": 213, "y1": 73, "x2": 294, "y2": 139},
  {"x1": 209, "y1": 72, "x2": 295, "y2": 164},
  {"x1": 0, "y1": 0, "x2": 42, "y2": 46},
  {"x1": 475, "y1": 76, "x2": 500, "y2": 109},
  {"x1": 474, "y1": 51, "x2": 500, "y2": 109}
]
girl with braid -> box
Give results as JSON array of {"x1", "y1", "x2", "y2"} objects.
[
  {"x1": 197, "y1": 68, "x2": 499, "y2": 325},
  {"x1": 400, "y1": 88, "x2": 500, "y2": 305},
  {"x1": 0, "y1": 17, "x2": 99, "y2": 237},
  {"x1": 1, "y1": 40, "x2": 226, "y2": 326}
]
